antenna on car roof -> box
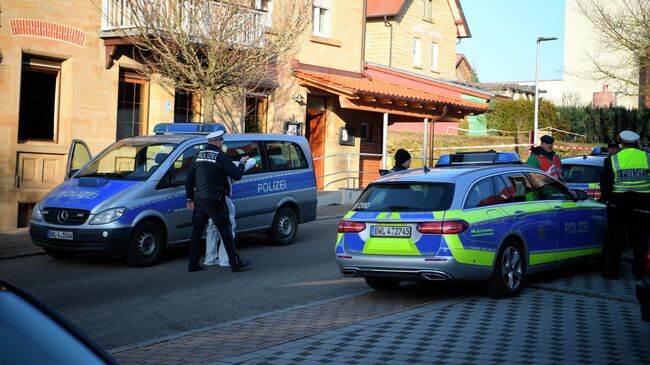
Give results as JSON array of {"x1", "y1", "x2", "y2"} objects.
[{"x1": 423, "y1": 165, "x2": 430, "y2": 174}]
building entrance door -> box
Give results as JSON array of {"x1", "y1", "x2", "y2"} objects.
[{"x1": 306, "y1": 109, "x2": 326, "y2": 189}]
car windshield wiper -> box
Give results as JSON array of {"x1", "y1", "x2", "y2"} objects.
[{"x1": 78, "y1": 172, "x2": 129, "y2": 180}]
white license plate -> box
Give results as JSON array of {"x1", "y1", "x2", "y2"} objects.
[
  {"x1": 371, "y1": 226, "x2": 411, "y2": 238},
  {"x1": 47, "y1": 230, "x2": 73, "y2": 240}
]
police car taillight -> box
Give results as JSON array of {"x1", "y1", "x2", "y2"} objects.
[
  {"x1": 338, "y1": 220, "x2": 366, "y2": 233},
  {"x1": 586, "y1": 188, "x2": 601, "y2": 198},
  {"x1": 417, "y1": 220, "x2": 469, "y2": 234}
]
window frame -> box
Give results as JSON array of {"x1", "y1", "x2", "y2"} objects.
[
  {"x1": 18, "y1": 55, "x2": 62, "y2": 143},
  {"x1": 430, "y1": 43, "x2": 439, "y2": 72},
  {"x1": 312, "y1": 0, "x2": 331, "y2": 37},
  {"x1": 224, "y1": 139, "x2": 266, "y2": 175},
  {"x1": 463, "y1": 176, "x2": 498, "y2": 210},
  {"x1": 264, "y1": 141, "x2": 309, "y2": 172},
  {"x1": 116, "y1": 70, "x2": 150, "y2": 141},
  {"x1": 527, "y1": 172, "x2": 574, "y2": 201},
  {"x1": 413, "y1": 38, "x2": 422, "y2": 67}
]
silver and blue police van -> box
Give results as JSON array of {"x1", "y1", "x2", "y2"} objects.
[{"x1": 29, "y1": 124, "x2": 317, "y2": 267}]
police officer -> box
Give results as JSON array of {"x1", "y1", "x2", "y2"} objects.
[
  {"x1": 607, "y1": 139, "x2": 619, "y2": 155},
  {"x1": 600, "y1": 130, "x2": 650, "y2": 280},
  {"x1": 185, "y1": 130, "x2": 250, "y2": 272},
  {"x1": 391, "y1": 149, "x2": 411, "y2": 172}
]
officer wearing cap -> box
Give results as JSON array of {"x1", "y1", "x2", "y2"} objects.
[
  {"x1": 607, "y1": 139, "x2": 620, "y2": 155},
  {"x1": 185, "y1": 129, "x2": 250, "y2": 272},
  {"x1": 391, "y1": 149, "x2": 412, "y2": 172},
  {"x1": 525, "y1": 134, "x2": 563, "y2": 181},
  {"x1": 600, "y1": 130, "x2": 650, "y2": 280}
]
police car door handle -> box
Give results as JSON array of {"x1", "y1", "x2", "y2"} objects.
[{"x1": 514, "y1": 210, "x2": 526, "y2": 218}]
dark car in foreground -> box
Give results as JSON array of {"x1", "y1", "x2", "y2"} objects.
[{"x1": 0, "y1": 279, "x2": 118, "y2": 365}]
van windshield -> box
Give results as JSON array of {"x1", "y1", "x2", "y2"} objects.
[
  {"x1": 353, "y1": 183, "x2": 454, "y2": 212},
  {"x1": 77, "y1": 140, "x2": 177, "y2": 181}
]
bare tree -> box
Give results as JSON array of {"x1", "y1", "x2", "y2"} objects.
[
  {"x1": 99, "y1": 0, "x2": 310, "y2": 122},
  {"x1": 575, "y1": 0, "x2": 650, "y2": 97}
]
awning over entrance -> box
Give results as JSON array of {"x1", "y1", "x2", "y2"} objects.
[{"x1": 293, "y1": 62, "x2": 492, "y2": 119}]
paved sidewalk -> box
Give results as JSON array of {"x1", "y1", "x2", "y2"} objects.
[
  {"x1": 111, "y1": 263, "x2": 649, "y2": 365},
  {"x1": 0, "y1": 204, "x2": 353, "y2": 260}
]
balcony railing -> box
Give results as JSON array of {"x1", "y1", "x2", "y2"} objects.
[{"x1": 100, "y1": 0, "x2": 272, "y2": 35}]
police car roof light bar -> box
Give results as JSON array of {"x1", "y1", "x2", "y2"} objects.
[
  {"x1": 153, "y1": 123, "x2": 227, "y2": 135},
  {"x1": 435, "y1": 151, "x2": 522, "y2": 167}
]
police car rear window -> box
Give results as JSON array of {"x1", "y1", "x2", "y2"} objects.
[
  {"x1": 353, "y1": 183, "x2": 454, "y2": 212},
  {"x1": 561, "y1": 164, "x2": 603, "y2": 184}
]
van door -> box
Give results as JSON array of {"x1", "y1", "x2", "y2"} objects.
[
  {"x1": 157, "y1": 143, "x2": 205, "y2": 244},
  {"x1": 66, "y1": 139, "x2": 92, "y2": 178}
]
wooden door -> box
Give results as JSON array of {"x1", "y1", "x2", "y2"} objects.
[{"x1": 306, "y1": 110, "x2": 326, "y2": 189}]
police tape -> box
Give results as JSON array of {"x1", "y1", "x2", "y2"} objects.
[{"x1": 389, "y1": 143, "x2": 593, "y2": 153}]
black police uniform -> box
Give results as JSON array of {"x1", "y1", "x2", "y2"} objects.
[
  {"x1": 185, "y1": 144, "x2": 247, "y2": 272},
  {"x1": 600, "y1": 150, "x2": 650, "y2": 280}
]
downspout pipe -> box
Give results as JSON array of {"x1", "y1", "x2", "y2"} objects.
[
  {"x1": 360, "y1": 0, "x2": 371, "y2": 79},
  {"x1": 383, "y1": 15, "x2": 392, "y2": 67}
]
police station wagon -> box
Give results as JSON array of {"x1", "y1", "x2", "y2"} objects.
[
  {"x1": 29, "y1": 124, "x2": 317, "y2": 267},
  {"x1": 335, "y1": 153, "x2": 606, "y2": 297}
]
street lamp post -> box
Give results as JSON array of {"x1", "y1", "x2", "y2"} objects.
[{"x1": 533, "y1": 36, "x2": 557, "y2": 146}]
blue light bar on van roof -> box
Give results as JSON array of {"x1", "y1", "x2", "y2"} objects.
[
  {"x1": 435, "y1": 151, "x2": 522, "y2": 167},
  {"x1": 153, "y1": 123, "x2": 227, "y2": 135}
]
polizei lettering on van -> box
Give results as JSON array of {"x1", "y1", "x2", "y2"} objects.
[
  {"x1": 56, "y1": 190, "x2": 100, "y2": 200},
  {"x1": 258, "y1": 180, "x2": 287, "y2": 194},
  {"x1": 565, "y1": 221, "x2": 589, "y2": 234}
]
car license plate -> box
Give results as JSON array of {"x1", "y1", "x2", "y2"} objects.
[
  {"x1": 47, "y1": 230, "x2": 73, "y2": 240},
  {"x1": 371, "y1": 226, "x2": 411, "y2": 238}
]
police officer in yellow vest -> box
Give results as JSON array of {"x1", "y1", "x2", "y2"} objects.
[{"x1": 600, "y1": 130, "x2": 650, "y2": 280}]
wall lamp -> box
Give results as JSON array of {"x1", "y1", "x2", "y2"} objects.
[{"x1": 292, "y1": 92, "x2": 305, "y2": 103}]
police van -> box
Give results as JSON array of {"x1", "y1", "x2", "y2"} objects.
[{"x1": 29, "y1": 124, "x2": 317, "y2": 267}]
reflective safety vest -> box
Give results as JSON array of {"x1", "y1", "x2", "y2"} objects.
[{"x1": 611, "y1": 148, "x2": 650, "y2": 193}]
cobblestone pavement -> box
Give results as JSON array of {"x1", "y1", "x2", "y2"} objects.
[{"x1": 112, "y1": 262, "x2": 649, "y2": 365}]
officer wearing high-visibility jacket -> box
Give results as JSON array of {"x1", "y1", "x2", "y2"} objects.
[{"x1": 600, "y1": 130, "x2": 650, "y2": 280}]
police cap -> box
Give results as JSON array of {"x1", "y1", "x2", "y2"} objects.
[
  {"x1": 207, "y1": 130, "x2": 225, "y2": 140},
  {"x1": 607, "y1": 139, "x2": 618, "y2": 147},
  {"x1": 619, "y1": 130, "x2": 640, "y2": 144}
]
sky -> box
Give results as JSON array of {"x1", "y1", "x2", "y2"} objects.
[{"x1": 456, "y1": 0, "x2": 565, "y2": 83}]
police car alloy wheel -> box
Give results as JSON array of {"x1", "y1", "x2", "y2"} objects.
[
  {"x1": 125, "y1": 222, "x2": 165, "y2": 267},
  {"x1": 488, "y1": 239, "x2": 525, "y2": 298}
]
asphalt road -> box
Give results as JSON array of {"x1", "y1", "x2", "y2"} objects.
[{"x1": 0, "y1": 217, "x2": 370, "y2": 350}]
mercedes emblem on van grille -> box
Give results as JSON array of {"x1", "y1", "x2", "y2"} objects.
[{"x1": 57, "y1": 210, "x2": 69, "y2": 223}]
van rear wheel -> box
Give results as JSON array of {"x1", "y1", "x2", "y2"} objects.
[
  {"x1": 269, "y1": 207, "x2": 297, "y2": 246},
  {"x1": 124, "y1": 222, "x2": 165, "y2": 267}
]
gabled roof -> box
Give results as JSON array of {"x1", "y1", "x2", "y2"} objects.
[
  {"x1": 366, "y1": 0, "x2": 407, "y2": 18},
  {"x1": 456, "y1": 54, "x2": 474, "y2": 72},
  {"x1": 447, "y1": 0, "x2": 471, "y2": 38},
  {"x1": 292, "y1": 61, "x2": 491, "y2": 118}
]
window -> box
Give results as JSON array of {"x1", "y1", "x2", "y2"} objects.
[
  {"x1": 562, "y1": 164, "x2": 604, "y2": 184},
  {"x1": 413, "y1": 38, "x2": 421, "y2": 67},
  {"x1": 360, "y1": 122, "x2": 371, "y2": 142},
  {"x1": 224, "y1": 140, "x2": 264, "y2": 175},
  {"x1": 464, "y1": 178, "x2": 497, "y2": 209},
  {"x1": 265, "y1": 141, "x2": 308, "y2": 171},
  {"x1": 116, "y1": 70, "x2": 149, "y2": 141},
  {"x1": 528, "y1": 172, "x2": 572, "y2": 201},
  {"x1": 493, "y1": 175, "x2": 514, "y2": 204},
  {"x1": 18, "y1": 55, "x2": 61, "y2": 141},
  {"x1": 159, "y1": 144, "x2": 205, "y2": 188},
  {"x1": 353, "y1": 183, "x2": 455, "y2": 212},
  {"x1": 313, "y1": 0, "x2": 330, "y2": 37},
  {"x1": 431, "y1": 43, "x2": 439, "y2": 72},
  {"x1": 244, "y1": 94, "x2": 268, "y2": 133},
  {"x1": 174, "y1": 90, "x2": 196, "y2": 123},
  {"x1": 502, "y1": 173, "x2": 539, "y2": 202},
  {"x1": 422, "y1": 0, "x2": 433, "y2": 21}
]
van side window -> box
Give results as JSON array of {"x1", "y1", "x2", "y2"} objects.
[
  {"x1": 464, "y1": 177, "x2": 497, "y2": 209},
  {"x1": 165, "y1": 144, "x2": 205, "y2": 187},
  {"x1": 265, "y1": 141, "x2": 308, "y2": 171},
  {"x1": 224, "y1": 140, "x2": 264, "y2": 174}
]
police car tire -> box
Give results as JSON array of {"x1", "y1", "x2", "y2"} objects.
[
  {"x1": 44, "y1": 248, "x2": 75, "y2": 260},
  {"x1": 364, "y1": 277, "x2": 401, "y2": 291},
  {"x1": 488, "y1": 239, "x2": 525, "y2": 298},
  {"x1": 125, "y1": 222, "x2": 165, "y2": 267},
  {"x1": 269, "y1": 207, "x2": 297, "y2": 246}
]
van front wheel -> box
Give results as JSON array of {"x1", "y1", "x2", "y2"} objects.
[
  {"x1": 269, "y1": 207, "x2": 297, "y2": 246},
  {"x1": 125, "y1": 222, "x2": 165, "y2": 267}
]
